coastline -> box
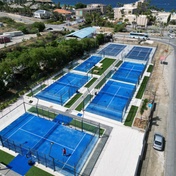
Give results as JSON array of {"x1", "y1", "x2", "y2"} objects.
[{"x1": 52, "y1": 0, "x2": 175, "y2": 12}]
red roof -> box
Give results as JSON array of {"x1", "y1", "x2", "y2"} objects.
[{"x1": 53, "y1": 9, "x2": 72, "y2": 14}]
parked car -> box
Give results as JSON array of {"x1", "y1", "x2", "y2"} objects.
[
  {"x1": 46, "y1": 28, "x2": 53, "y2": 31},
  {"x1": 153, "y1": 133, "x2": 164, "y2": 151}
]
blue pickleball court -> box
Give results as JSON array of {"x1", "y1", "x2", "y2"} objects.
[
  {"x1": 112, "y1": 62, "x2": 146, "y2": 84},
  {"x1": 98, "y1": 43, "x2": 126, "y2": 57},
  {"x1": 0, "y1": 113, "x2": 98, "y2": 175},
  {"x1": 86, "y1": 80, "x2": 136, "y2": 121},
  {"x1": 74, "y1": 55, "x2": 102, "y2": 72},
  {"x1": 36, "y1": 72, "x2": 90, "y2": 105},
  {"x1": 125, "y1": 46, "x2": 152, "y2": 61}
]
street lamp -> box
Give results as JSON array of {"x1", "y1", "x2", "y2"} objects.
[
  {"x1": 49, "y1": 142, "x2": 54, "y2": 156},
  {"x1": 49, "y1": 142, "x2": 55, "y2": 171}
]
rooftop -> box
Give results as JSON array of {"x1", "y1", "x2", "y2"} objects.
[
  {"x1": 66, "y1": 27, "x2": 96, "y2": 39},
  {"x1": 54, "y1": 9, "x2": 72, "y2": 14}
]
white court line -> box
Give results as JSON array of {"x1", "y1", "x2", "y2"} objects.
[
  {"x1": 20, "y1": 128, "x2": 74, "y2": 151},
  {"x1": 125, "y1": 65, "x2": 135, "y2": 79},
  {"x1": 4, "y1": 114, "x2": 35, "y2": 140},
  {"x1": 106, "y1": 86, "x2": 121, "y2": 109},
  {"x1": 61, "y1": 133, "x2": 87, "y2": 170}
]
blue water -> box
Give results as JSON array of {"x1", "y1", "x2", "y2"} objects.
[{"x1": 53, "y1": 0, "x2": 176, "y2": 12}]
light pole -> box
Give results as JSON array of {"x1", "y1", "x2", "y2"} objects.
[
  {"x1": 49, "y1": 142, "x2": 55, "y2": 171},
  {"x1": 49, "y1": 142, "x2": 54, "y2": 156}
]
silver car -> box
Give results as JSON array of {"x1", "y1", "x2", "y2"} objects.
[{"x1": 153, "y1": 133, "x2": 164, "y2": 151}]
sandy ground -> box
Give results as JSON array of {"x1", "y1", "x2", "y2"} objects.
[{"x1": 140, "y1": 41, "x2": 172, "y2": 176}]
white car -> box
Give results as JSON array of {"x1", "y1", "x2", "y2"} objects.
[{"x1": 153, "y1": 133, "x2": 164, "y2": 151}]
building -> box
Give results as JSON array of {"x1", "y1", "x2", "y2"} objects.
[
  {"x1": 155, "y1": 12, "x2": 176, "y2": 23},
  {"x1": 114, "y1": 0, "x2": 145, "y2": 20},
  {"x1": 113, "y1": 0, "x2": 148, "y2": 27},
  {"x1": 53, "y1": 9, "x2": 72, "y2": 20},
  {"x1": 33, "y1": 10, "x2": 51, "y2": 19},
  {"x1": 75, "y1": 4, "x2": 107, "y2": 18},
  {"x1": 66, "y1": 27, "x2": 96, "y2": 39}
]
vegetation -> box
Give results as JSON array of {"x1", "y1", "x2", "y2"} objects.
[
  {"x1": 28, "y1": 107, "x2": 57, "y2": 119},
  {"x1": 95, "y1": 77, "x2": 107, "y2": 89},
  {"x1": 75, "y1": 94, "x2": 93, "y2": 111},
  {"x1": 140, "y1": 99, "x2": 149, "y2": 115},
  {"x1": 0, "y1": 33, "x2": 110, "y2": 108},
  {"x1": 85, "y1": 78, "x2": 97, "y2": 88},
  {"x1": 147, "y1": 65, "x2": 153, "y2": 72},
  {"x1": 70, "y1": 119, "x2": 104, "y2": 136},
  {"x1": 115, "y1": 60, "x2": 123, "y2": 67},
  {"x1": 26, "y1": 167, "x2": 54, "y2": 176},
  {"x1": 65, "y1": 93, "x2": 82, "y2": 108},
  {"x1": 27, "y1": 84, "x2": 46, "y2": 97},
  {"x1": 91, "y1": 58, "x2": 115, "y2": 75},
  {"x1": 75, "y1": 2, "x2": 86, "y2": 9},
  {"x1": 0, "y1": 17, "x2": 46, "y2": 34},
  {"x1": 52, "y1": 72, "x2": 63, "y2": 80},
  {"x1": 0, "y1": 150, "x2": 14, "y2": 165},
  {"x1": 124, "y1": 106, "x2": 138, "y2": 126},
  {"x1": 136, "y1": 76, "x2": 149, "y2": 99}
]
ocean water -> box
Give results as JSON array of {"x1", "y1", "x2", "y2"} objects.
[{"x1": 53, "y1": 0, "x2": 176, "y2": 12}]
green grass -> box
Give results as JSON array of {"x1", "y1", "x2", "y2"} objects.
[
  {"x1": 124, "y1": 106, "x2": 138, "y2": 126},
  {"x1": 27, "y1": 84, "x2": 46, "y2": 97},
  {"x1": 52, "y1": 73, "x2": 63, "y2": 80},
  {"x1": 91, "y1": 58, "x2": 115, "y2": 75},
  {"x1": 75, "y1": 94, "x2": 93, "y2": 111},
  {"x1": 95, "y1": 76, "x2": 106, "y2": 89},
  {"x1": 115, "y1": 60, "x2": 123, "y2": 67},
  {"x1": 136, "y1": 76, "x2": 149, "y2": 99},
  {"x1": 70, "y1": 119, "x2": 104, "y2": 136},
  {"x1": 65, "y1": 93, "x2": 82, "y2": 108},
  {"x1": 0, "y1": 150, "x2": 14, "y2": 165},
  {"x1": 26, "y1": 166, "x2": 54, "y2": 176},
  {"x1": 85, "y1": 78, "x2": 97, "y2": 88},
  {"x1": 28, "y1": 107, "x2": 57, "y2": 119},
  {"x1": 147, "y1": 65, "x2": 153, "y2": 72}
]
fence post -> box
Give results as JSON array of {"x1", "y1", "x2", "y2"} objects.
[{"x1": 0, "y1": 135, "x2": 4, "y2": 147}]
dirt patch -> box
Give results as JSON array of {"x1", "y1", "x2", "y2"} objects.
[{"x1": 133, "y1": 118, "x2": 148, "y2": 129}]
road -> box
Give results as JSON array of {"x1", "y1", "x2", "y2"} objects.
[
  {"x1": 114, "y1": 32, "x2": 176, "y2": 176},
  {"x1": 165, "y1": 40, "x2": 176, "y2": 176}
]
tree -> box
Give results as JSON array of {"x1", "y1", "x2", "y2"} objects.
[
  {"x1": 75, "y1": 2, "x2": 86, "y2": 9},
  {"x1": 32, "y1": 22, "x2": 45, "y2": 32},
  {"x1": 96, "y1": 34, "x2": 104, "y2": 45}
]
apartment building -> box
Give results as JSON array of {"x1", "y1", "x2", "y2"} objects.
[
  {"x1": 114, "y1": 0, "x2": 148, "y2": 27},
  {"x1": 75, "y1": 4, "x2": 107, "y2": 18}
]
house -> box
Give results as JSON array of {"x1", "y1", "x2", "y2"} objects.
[
  {"x1": 33, "y1": 10, "x2": 51, "y2": 19},
  {"x1": 75, "y1": 4, "x2": 107, "y2": 18},
  {"x1": 53, "y1": 9, "x2": 72, "y2": 20}
]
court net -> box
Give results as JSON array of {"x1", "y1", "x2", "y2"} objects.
[
  {"x1": 31, "y1": 122, "x2": 59, "y2": 151},
  {"x1": 100, "y1": 90, "x2": 130, "y2": 100}
]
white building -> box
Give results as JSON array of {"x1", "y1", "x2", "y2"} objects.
[
  {"x1": 113, "y1": 0, "x2": 148, "y2": 27},
  {"x1": 75, "y1": 4, "x2": 107, "y2": 18},
  {"x1": 33, "y1": 10, "x2": 51, "y2": 19}
]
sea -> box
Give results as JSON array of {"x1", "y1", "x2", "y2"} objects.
[{"x1": 53, "y1": 0, "x2": 176, "y2": 12}]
